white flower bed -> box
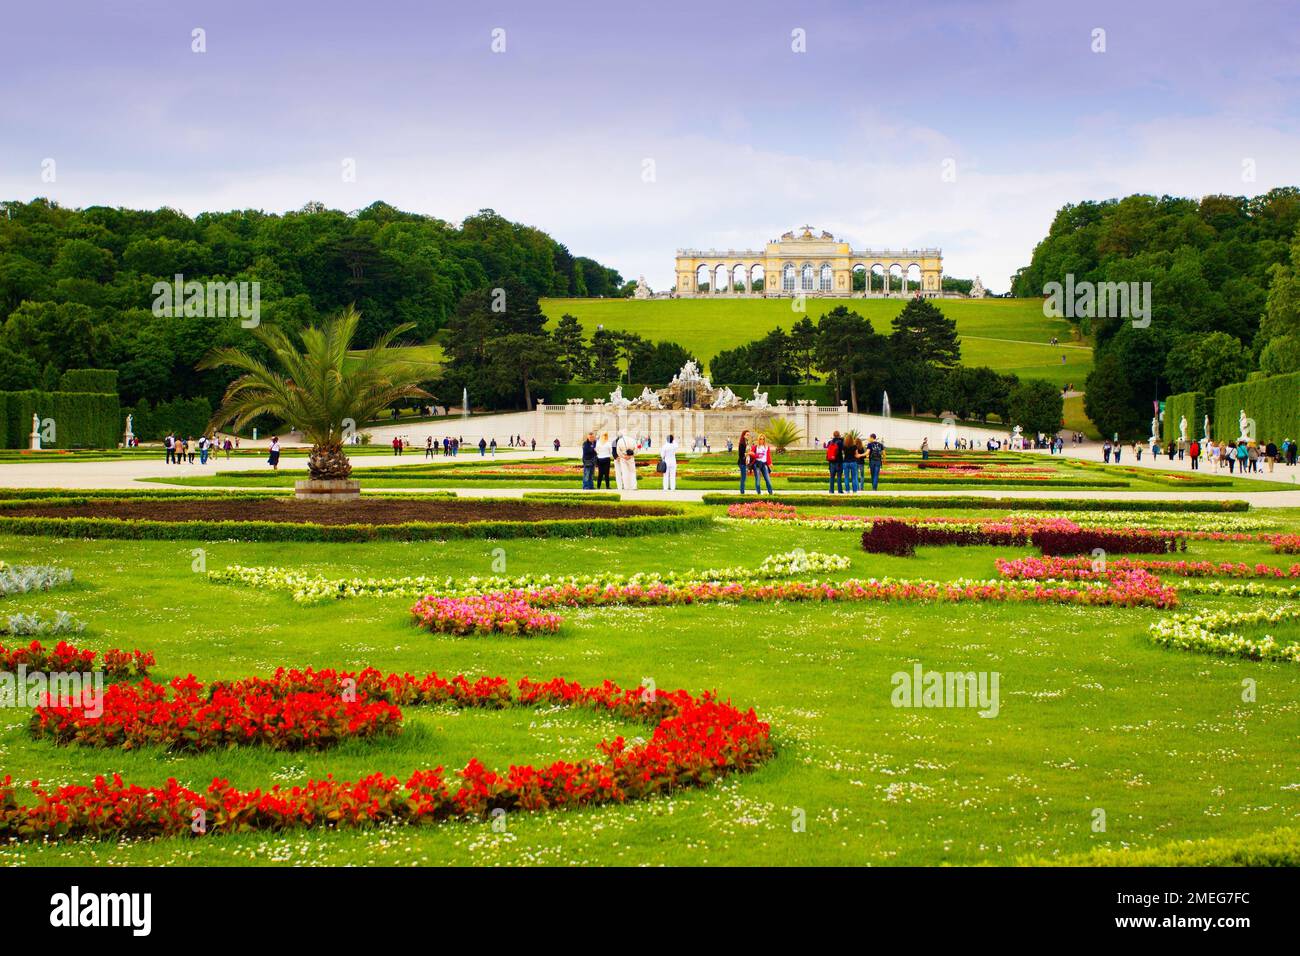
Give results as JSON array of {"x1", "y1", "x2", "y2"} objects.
[
  {"x1": 1149, "y1": 605, "x2": 1300, "y2": 663},
  {"x1": 210, "y1": 550, "x2": 855, "y2": 604}
]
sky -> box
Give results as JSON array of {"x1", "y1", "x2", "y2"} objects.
[{"x1": 4, "y1": 0, "x2": 1299, "y2": 293}]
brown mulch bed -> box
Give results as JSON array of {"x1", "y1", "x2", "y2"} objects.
[{"x1": 3, "y1": 498, "x2": 673, "y2": 526}]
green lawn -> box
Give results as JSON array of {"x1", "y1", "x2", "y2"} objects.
[
  {"x1": 542, "y1": 297, "x2": 1090, "y2": 387},
  {"x1": 1, "y1": 502, "x2": 1297, "y2": 866}
]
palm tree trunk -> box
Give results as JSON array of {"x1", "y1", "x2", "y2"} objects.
[
  {"x1": 849, "y1": 376, "x2": 858, "y2": 414},
  {"x1": 308, "y1": 441, "x2": 353, "y2": 481}
]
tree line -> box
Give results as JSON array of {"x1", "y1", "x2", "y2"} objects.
[
  {"x1": 1012, "y1": 188, "x2": 1300, "y2": 438},
  {"x1": 0, "y1": 198, "x2": 625, "y2": 412}
]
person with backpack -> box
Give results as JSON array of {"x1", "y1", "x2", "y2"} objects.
[
  {"x1": 865, "y1": 434, "x2": 886, "y2": 491},
  {"x1": 164, "y1": 433, "x2": 175, "y2": 464},
  {"x1": 614, "y1": 431, "x2": 637, "y2": 490},
  {"x1": 581, "y1": 432, "x2": 597, "y2": 490},
  {"x1": 826, "y1": 431, "x2": 845, "y2": 493},
  {"x1": 736, "y1": 430, "x2": 750, "y2": 493}
]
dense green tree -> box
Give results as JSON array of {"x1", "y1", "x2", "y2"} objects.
[
  {"x1": 1007, "y1": 378, "x2": 1064, "y2": 436},
  {"x1": 483, "y1": 333, "x2": 565, "y2": 409},
  {"x1": 1163, "y1": 331, "x2": 1252, "y2": 396},
  {"x1": 552, "y1": 313, "x2": 590, "y2": 381},
  {"x1": 1084, "y1": 351, "x2": 1144, "y2": 439},
  {"x1": 890, "y1": 298, "x2": 961, "y2": 369},
  {"x1": 815, "y1": 306, "x2": 888, "y2": 413},
  {"x1": 642, "y1": 340, "x2": 696, "y2": 384}
]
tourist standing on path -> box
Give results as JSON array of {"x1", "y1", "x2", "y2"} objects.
[
  {"x1": 1113, "y1": 441, "x2": 1122, "y2": 463},
  {"x1": 164, "y1": 433, "x2": 175, "y2": 464},
  {"x1": 1102, "y1": 440, "x2": 1111, "y2": 463},
  {"x1": 659, "y1": 433, "x2": 679, "y2": 491},
  {"x1": 827, "y1": 431, "x2": 845, "y2": 493},
  {"x1": 478, "y1": 437, "x2": 487, "y2": 456},
  {"x1": 223, "y1": 437, "x2": 232, "y2": 459},
  {"x1": 614, "y1": 431, "x2": 637, "y2": 490},
  {"x1": 865, "y1": 434, "x2": 886, "y2": 491},
  {"x1": 736, "y1": 430, "x2": 750, "y2": 494},
  {"x1": 595, "y1": 431, "x2": 613, "y2": 489},
  {"x1": 489, "y1": 438, "x2": 497, "y2": 458},
  {"x1": 751, "y1": 433, "x2": 773, "y2": 494},
  {"x1": 425, "y1": 436, "x2": 434, "y2": 459},
  {"x1": 842, "y1": 437, "x2": 859, "y2": 492},
  {"x1": 198, "y1": 434, "x2": 209, "y2": 465},
  {"x1": 267, "y1": 436, "x2": 281, "y2": 471},
  {"x1": 1265, "y1": 440, "x2": 1278, "y2": 472},
  {"x1": 581, "y1": 432, "x2": 597, "y2": 490},
  {"x1": 920, "y1": 437, "x2": 929, "y2": 461},
  {"x1": 1189, "y1": 439, "x2": 1201, "y2": 470}
]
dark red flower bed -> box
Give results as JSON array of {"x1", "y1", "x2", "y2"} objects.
[
  {"x1": 861, "y1": 519, "x2": 1183, "y2": 557},
  {"x1": 4, "y1": 665, "x2": 774, "y2": 840},
  {"x1": 31, "y1": 676, "x2": 403, "y2": 751},
  {"x1": 1, "y1": 640, "x2": 153, "y2": 679}
]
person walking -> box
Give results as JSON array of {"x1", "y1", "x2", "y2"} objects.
[
  {"x1": 1113, "y1": 442, "x2": 1122, "y2": 463},
  {"x1": 478, "y1": 437, "x2": 487, "y2": 456},
  {"x1": 1189, "y1": 438, "x2": 1200, "y2": 470},
  {"x1": 1265, "y1": 440, "x2": 1278, "y2": 473},
  {"x1": 223, "y1": 437, "x2": 232, "y2": 459},
  {"x1": 843, "y1": 437, "x2": 863, "y2": 493},
  {"x1": 267, "y1": 436, "x2": 281, "y2": 471},
  {"x1": 595, "y1": 431, "x2": 613, "y2": 489},
  {"x1": 553, "y1": 438, "x2": 561, "y2": 453},
  {"x1": 581, "y1": 432, "x2": 597, "y2": 490},
  {"x1": 826, "y1": 431, "x2": 845, "y2": 493},
  {"x1": 865, "y1": 433, "x2": 886, "y2": 491},
  {"x1": 489, "y1": 437, "x2": 497, "y2": 458},
  {"x1": 1235, "y1": 440, "x2": 1248, "y2": 473},
  {"x1": 164, "y1": 433, "x2": 175, "y2": 464},
  {"x1": 425, "y1": 436, "x2": 434, "y2": 459},
  {"x1": 920, "y1": 437, "x2": 929, "y2": 461},
  {"x1": 198, "y1": 434, "x2": 210, "y2": 465},
  {"x1": 1102, "y1": 440, "x2": 1111, "y2": 463},
  {"x1": 751, "y1": 433, "x2": 773, "y2": 494},
  {"x1": 736, "y1": 430, "x2": 750, "y2": 494},
  {"x1": 659, "y1": 432, "x2": 679, "y2": 491}
]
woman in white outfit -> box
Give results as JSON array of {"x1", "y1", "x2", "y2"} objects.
[
  {"x1": 659, "y1": 433, "x2": 679, "y2": 491},
  {"x1": 615, "y1": 431, "x2": 637, "y2": 490}
]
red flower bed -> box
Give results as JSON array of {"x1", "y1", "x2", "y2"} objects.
[
  {"x1": 861, "y1": 519, "x2": 1027, "y2": 556},
  {"x1": 4, "y1": 669, "x2": 773, "y2": 840},
  {"x1": 31, "y1": 676, "x2": 403, "y2": 751},
  {"x1": 1030, "y1": 528, "x2": 1182, "y2": 557},
  {"x1": 1270, "y1": 535, "x2": 1300, "y2": 554},
  {"x1": 0, "y1": 640, "x2": 153, "y2": 679}
]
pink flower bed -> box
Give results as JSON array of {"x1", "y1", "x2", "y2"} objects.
[
  {"x1": 997, "y1": 556, "x2": 1300, "y2": 580},
  {"x1": 410, "y1": 595, "x2": 562, "y2": 636}
]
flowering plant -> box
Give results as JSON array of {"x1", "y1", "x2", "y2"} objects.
[
  {"x1": 1, "y1": 639, "x2": 153, "y2": 678},
  {"x1": 1149, "y1": 606, "x2": 1300, "y2": 663}
]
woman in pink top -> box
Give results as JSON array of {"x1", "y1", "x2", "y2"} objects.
[{"x1": 750, "y1": 433, "x2": 774, "y2": 494}]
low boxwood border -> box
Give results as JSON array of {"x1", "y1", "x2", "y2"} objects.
[
  {"x1": 522, "y1": 491, "x2": 622, "y2": 502},
  {"x1": 698, "y1": 493, "x2": 1250, "y2": 512},
  {"x1": 0, "y1": 498, "x2": 706, "y2": 542}
]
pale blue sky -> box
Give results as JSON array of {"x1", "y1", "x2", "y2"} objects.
[{"x1": 4, "y1": 0, "x2": 1299, "y2": 290}]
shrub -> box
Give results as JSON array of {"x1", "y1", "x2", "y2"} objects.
[{"x1": 1214, "y1": 371, "x2": 1300, "y2": 444}]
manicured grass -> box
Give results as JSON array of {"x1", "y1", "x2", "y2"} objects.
[
  {"x1": 1, "y1": 504, "x2": 1298, "y2": 866},
  {"x1": 541, "y1": 297, "x2": 1091, "y2": 387}
]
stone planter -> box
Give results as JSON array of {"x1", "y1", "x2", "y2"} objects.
[{"x1": 294, "y1": 479, "x2": 361, "y2": 501}]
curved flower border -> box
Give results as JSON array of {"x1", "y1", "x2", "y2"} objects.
[
  {"x1": 1149, "y1": 605, "x2": 1300, "y2": 663},
  {"x1": 3, "y1": 666, "x2": 774, "y2": 841}
]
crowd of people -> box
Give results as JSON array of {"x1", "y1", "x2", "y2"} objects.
[
  {"x1": 163, "y1": 433, "x2": 235, "y2": 465},
  {"x1": 1105, "y1": 436, "x2": 1299, "y2": 472}
]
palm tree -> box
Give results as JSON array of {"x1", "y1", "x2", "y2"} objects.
[
  {"x1": 765, "y1": 417, "x2": 804, "y2": 453},
  {"x1": 199, "y1": 306, "x2": 430, "y2": 483}
]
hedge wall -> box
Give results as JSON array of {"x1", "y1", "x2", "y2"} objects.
[
  {"x1": 130, "y1": 396, "x2": 214, "y2": 440},
  {"x1": 0, "y1": 390, "x2": 121, "y2": 449},
  {"x1": 58, "y1": 369, "x2": 119, "y2": 394},
  {"x1": 1213, "y1": 372, "x2": 1300, "y2": 444},
  {"x1": 1162, "y1": 391, "x2": 1209, "y2": 445},
  {"x1": 543, "y1": 383, "x2": 838, "y2": 405}
]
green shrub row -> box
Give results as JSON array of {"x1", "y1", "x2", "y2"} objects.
[
  {"x1": 1162, "y1": 390, "x2": 1209, "y2": 446},
  {"x1": 1214, "y1": 371, "x2": 1300, "y2": 444},
  {"x1": 0, "y1": 511, "x2": 708, "y2": 542},
  {"x1": 1027, "y1": 826, "x2": 1300, "y2": 867},
  {"x1": 522, "y1": 491, "x2": 622, "y2": 502},
  {"x1": 698, "y1": 493, "x2": 1250, "y2": 512},
  {"x1": 0, "y1": 390, "x2": 121, "y2": 449}
]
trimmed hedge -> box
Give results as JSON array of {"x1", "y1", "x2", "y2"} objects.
[
  {"x1": 0, "y1": 498, "x2": 708, "y2": 542},
  {"x1": 1214, "y1": 371, "x2": 1300, "y2": 444},
  {"x1": 522, "y1": 491, "x2": 622, "y2": 502},
  {"x1": 699, "y1": 493, "x2": 1250, "y2": 512},
  {"x1": 1162, "y1": 390, "x2": 1208, "y2": 446},
  {"x1": 0, "y1": 390, "x2": 121, "y2": 449},
  {"x1": 1028, "y1": 826, "x2": 1300, "y2": 867},
  {"x1": 58, "y1": 369, "x2": 119, "y2": 394}
]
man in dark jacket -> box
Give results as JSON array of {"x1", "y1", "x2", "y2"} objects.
[{"x1": 581, "y1": 432, "x2": 597, "y2": 489}]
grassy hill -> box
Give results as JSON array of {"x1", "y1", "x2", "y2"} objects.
[{"x1": 541, "y1": 296, "x2": 1090, "y2": 387}]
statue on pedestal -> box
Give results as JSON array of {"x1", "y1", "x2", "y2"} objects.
[
  {"x1": 1239, "y1": 408, "x2": 1252, "y2": 441},
  {"x1": 1203, "y1": 414, "x2": 1211, "y2": 443},
  {"x1": 608, "y1": 386, "x2": 631, "y2": 408},
  {"x1": 633, "y1": 276, "x2": 651, "y2": 300},
  {"x1": 29, "y1": 412, "x2": 41, "y2": 450},
  {"x1": 745, "y1": 385, "x2": 769, "y2": 409},
  {"x1": 969, "y1": 275, "x2": 988, "y2": 298},
  {"x1": 1179, "y1": 415, "x2": 1188, "y2": 442}
]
